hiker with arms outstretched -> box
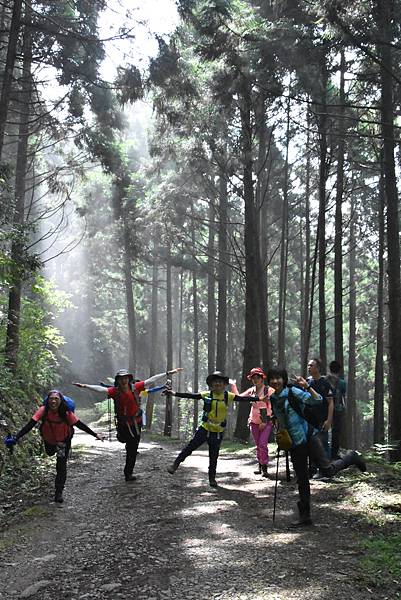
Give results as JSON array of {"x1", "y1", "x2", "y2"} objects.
[
  {"x1": 74, "y1": 367, "x2": 182, "y2": 481},
  {"x1": 167, "y1": 371, "x2": 259, "y2": 488},
  {"x1": 5, "y1": 390, "x2": 104, "y2": 503}
]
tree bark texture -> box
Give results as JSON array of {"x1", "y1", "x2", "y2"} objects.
[
  {"x1": 346, "y1": 198, "x2": 357, "y2": 448},
  {"x1": 376, "y1": 0, "x2": 401, "y2": 458},
  {"x1": 207, "y1": 200, "x2": 216, "y2": 372},
  {"x1": 216, "y1": 171, "x2": 228, "y2": 372},
  {"x1": 278, "y1": 92, "x2": 291, "y2": 365},
  {"x1": 373, "y1": 165, "x2": 385, "y2": 444},
  {"x1": 234, "y1": 81, "x2": 260, "y2": 441},
  {"x1": 164, "y1": 243, "x2": 173, "y2": 437},
  {"x1": 146, "y1": 252, "x2": 159, "y2": 430},
  {"x1": 4, "y1": 5, "x2": 32, "y2": 373},
  {"x1": 0, "y1": 0, "x2": 23, "y2": 161},
  {"x1": 334, "y1": 49, "x2": 346, "y2": 370}
]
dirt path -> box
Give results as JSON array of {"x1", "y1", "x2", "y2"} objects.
[{"x1": 0, "y1": 432, "x2": 399, "y2": 600}]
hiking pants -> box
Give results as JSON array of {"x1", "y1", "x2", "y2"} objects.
[
  {"x1": 250, "y1": 421, "x2": 272, "y2": 466},
  {"x1": 124, "y1": 430, "x2": 141, "y2": 478},
  {"x1": 116, "y1": 420, "x2": 141, "y2": 477},
  {"x1": 331, "y1": 410, "x2": 344, "y2": 459},
  {"x1": 175, "y1": 426, "x2": 223, "y2": 481},
  {"x1": 44, "y1": 438, "x2": 72, "y2": 492},
  {"x1": 290, "y1": 443, "x2": 310, "y2": 513}
]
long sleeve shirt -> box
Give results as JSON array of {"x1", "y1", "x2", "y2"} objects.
[
  {"x1": 270, "y1": 386, "x2": 322, "y2": 448},
  {"x1": 174, "y1": 390, "x2": 258, "y2": 433}
]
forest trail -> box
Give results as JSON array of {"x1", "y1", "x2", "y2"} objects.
[{"x1": 0, "y1": 431, "x2": 399, "y2": 600}]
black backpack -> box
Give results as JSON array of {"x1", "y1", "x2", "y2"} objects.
[{"x1": 287, "y1": 385, "x2": 324, "y2": 429}]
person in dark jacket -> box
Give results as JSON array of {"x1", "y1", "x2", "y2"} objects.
[{"x1": 5, "y1": 390, "x2": 104, "y2": 503}]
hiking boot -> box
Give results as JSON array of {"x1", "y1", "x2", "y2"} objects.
[
  {"x1": 332, "y1": 450, "x2": 367, "y2": 473},
  {"x1": 125, "y1": 474, "x2": 137, "y2": 482},
  {"x1": 209, "y1": 479, "x2": 218, "y2": 488},
  {"x1": 254, "y1": 463, "x2": 262, "y2": 475},
  {"x1": 167, "y1": 461, "x2": 179, "y2": 475},
  {"x1": 54, "y1": 490, "x2": 64, "y2": 503},
  {"x1": 261, "y1": 464, "x2": 269, "y2": 478},
  {"x1": 290, "y1": 501, "x2": 312, "y2": 527},
  {"x1": 350, "y1": 451, "x2": 367, "y2": 472}
]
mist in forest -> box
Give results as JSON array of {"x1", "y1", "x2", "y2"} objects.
[{"x1": 1, "y1": 0, "x2": 401, "y2": 454}]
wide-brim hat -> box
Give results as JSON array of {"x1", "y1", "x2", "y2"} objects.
[
  {"x1": 206, "y1": 371, "x2": 230, "y2": 386},
  {"x1": 247, "y1": 367, "x2": 266, "y2": 380},
  {"x1": 114, "y1": 369, "x2": 134, "y2": 387}
]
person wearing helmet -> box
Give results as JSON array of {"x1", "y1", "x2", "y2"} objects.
[
  {"x1": 166, "y1": 371, "x2": 258, "y2": 487},
  {"x1": 231, "y1": 367, "x2": 274, "y2": 477},
  {"x1": 74, "y1": 368, "x2": 182, "y2": 481},
  {"x1": 5, "y1": 390, "x2": 104, "y2": 503}
]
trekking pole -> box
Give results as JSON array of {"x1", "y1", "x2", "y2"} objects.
[
  {"x1": 272, "y1": 448, "x2": 280, "y2": 524},
  {"x1": 285, "y1": 450, "x2": 291, "y2": 482},
  {"x1": 107, "y1": 396, "x2": 112, "y2": 442}
]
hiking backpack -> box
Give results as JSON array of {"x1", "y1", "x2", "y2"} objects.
[
  {"x1": 287, "y1": 385, "x2": 324, "y2": 429},
  {"x1": 202, "y1": 391, "x2": 229, "y2": 427}
]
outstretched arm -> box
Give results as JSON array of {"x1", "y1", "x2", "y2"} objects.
[
  {"x1": 73, "y1": 383, "x2": 108, "y2": 394},
  {"x1": 15, "y1": 419, "x2": 37, "y2": 441},
  {"x1": 144, "y1": 367, "x2": 183, "y2": 387},
  {"x1": 75, "y1": 421, "x2": 104, "y2": 440},
  {"x1": 233, "y1": 394, "x2": 259, "y2": 402},
  {"x1": 172, "y1": 391, "x2": 203, "y2": 400}
]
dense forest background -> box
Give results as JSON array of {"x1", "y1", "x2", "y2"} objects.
[{"x1": 1, "y1": 0, "x2": 401, "y2": 459}]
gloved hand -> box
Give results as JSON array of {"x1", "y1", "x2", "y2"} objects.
[
  {"x1": 4, "y1": 435, "x2": 17, "y2": 454},
  {"x1": 4, "y1": 435, "x2": 17, "y2": 447},
  {"x1": 276, "y1": 429, "x2": 292, "y2": 451}
]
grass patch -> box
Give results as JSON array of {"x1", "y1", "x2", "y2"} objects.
[
  {"x1": 361, "y1": 534, "x2": 401, "y2": 585},
  {"x1": 21, "y1": 505, "x2": 48, "y2": 519},
  {"x1": 363, "y1": 451, "x2": 401, "y2": 477},
  {"x1": 219, "y1": 440, "x2": 256, "y2": 455}
]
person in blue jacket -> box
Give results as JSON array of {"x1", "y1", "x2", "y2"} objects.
[{"x1": 268, "y1": 367, "x2": 366, "y2": 527}]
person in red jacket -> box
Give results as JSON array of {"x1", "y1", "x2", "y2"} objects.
[
  {"x1": 7, "y1": 390, "x2": 104, "y2": 503},
  {"x1": 74, "y1": 367, "x2": 182, "y2": 481}
]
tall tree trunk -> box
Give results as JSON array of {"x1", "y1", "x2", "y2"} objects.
[
  {"x1": 216, "y1": 170, "x2": 228, "y2": 371},
  {"x1": 346, "y1": 198, "x2": 357, "y2": 448},
  {"x1": 123, "y1": 220, "x2": 136, "y2": 373},
  {"x1": 374, "y1": 164, "x2": 385, "y2": 444},
  {"x1": 315, "y1": 54, "x2": 329, "y2": 372},
  {"x1": 334, "y1": 49, "x2": 346, "y2": 369},
  {"x1": 176, "y1": 266, "x2": 184, "y2": 437},
  {"x1": 255, "y1": 97, "x2": 271, "y2": 369},
  {"x1": 300, "y1": 106, "x2": 312, "y2": 375},
  {"x1": 146, "y1": 251, "x2": 159, "y2": 430},
  {"x1": 192, "y1": 218, "x2": 199, "y2": 433},
  {"x1": 207, "y1": 200, "x2": 216, "y2": 372},
  {"x1": 377, "y1": 0, "x2": 401, "y2": 459},
  {"x1": 164, "y1": 243, "x2": 173, "y2": 436},
  {"x1": 4, "y1": 6, "x2": 32, "y2": 372},
  {"x1": 235, "y1": 81, "x2": 260, "y2": 441},
  {"x1": 0, "y1": 0, "x2": 23, "y2": 161},
  {"x1": 278, "y1": 91, "x2": 291, "y2": 365}
]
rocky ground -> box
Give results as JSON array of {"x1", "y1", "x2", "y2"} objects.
[{"x1": 0, "y1": 428, "x2": 400, "y2": 600}]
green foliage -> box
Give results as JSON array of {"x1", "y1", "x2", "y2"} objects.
[{"x1": 361, "y1": 534, "x2": 401, "y2": 585}]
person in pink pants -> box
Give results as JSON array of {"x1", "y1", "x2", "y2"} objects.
[{"x1": 231, "y1": 367, "x2": 273, "y2": 477}]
